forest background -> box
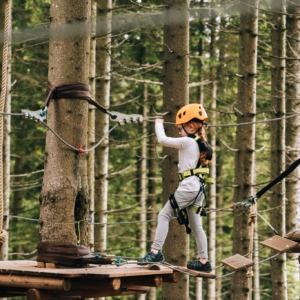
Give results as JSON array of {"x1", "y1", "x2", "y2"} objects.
[{"x1": 0, "y1": 0, "x2": 300, "y2": 300}]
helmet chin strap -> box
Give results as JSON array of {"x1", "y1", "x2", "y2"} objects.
[{"x1": 182, "y1": 123, "x2": 200, "y2": 135}]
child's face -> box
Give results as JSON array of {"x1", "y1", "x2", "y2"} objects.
[{"x1": 176, "y1": 122, "x2": 202, "y2": 136}]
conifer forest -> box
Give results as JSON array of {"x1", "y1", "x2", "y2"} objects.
[{"x1": 0, "y1": 0, "x2": 300, "y2": 299}]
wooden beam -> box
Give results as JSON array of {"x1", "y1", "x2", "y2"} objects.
[
  {"x1": 0, "y1": 274, "x2": 72, "y2": 291},
  {"x1": 121, "y1": 275, "x2": 162, "y2": 287},
  {"x1": 58, "y1": 286, "x2": 122, "y2": 298},
  {"x1": 26, "y1": 289, "x2": 53, "y2": 300},
  {"x1": 162, "y1": 271, "x2": 181, "y2": 283},
  {"x1": 72, "y1": 277, "x2": 121, "y2": 290}
]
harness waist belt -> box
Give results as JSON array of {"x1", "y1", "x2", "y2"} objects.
[{"x1": 178, "y1": 167, "x2": 209, "y2": 181}]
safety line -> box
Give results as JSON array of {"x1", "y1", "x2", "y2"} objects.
[{"x1": 144, "y1": 112, "x2": 300, "y2": 127}]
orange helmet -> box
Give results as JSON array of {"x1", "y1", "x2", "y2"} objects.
[{"x1": 175, "y1": 103, "x2": 208, "y2": 125}]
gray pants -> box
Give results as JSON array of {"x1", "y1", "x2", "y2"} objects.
[{"x1": 151, "y1": 189, "x2": 208, "y2": 259}]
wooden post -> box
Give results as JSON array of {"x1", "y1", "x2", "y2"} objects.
[
  {"x1": 121, "y1": 275, "x2": 162, "y2": 287},
  {"x1": 0, "y1": 274, "x2": 72, "y2": 291},
  {"x1": 72, "y1": 277, "x2": 121, "y2": 290},
  {"x1": 26, "y1": 289, "x2": 53, "y2": 300},
  {"x1": 162, "y1": 272, "x2": 181, "y2": 283}
]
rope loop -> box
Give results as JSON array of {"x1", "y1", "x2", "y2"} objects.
[
  {"x1": 246, "y1": 268, "x2": 253, "y2": 278},
  {"x1": 247, "y1": 211, "x2": 257, "y2": 226}
]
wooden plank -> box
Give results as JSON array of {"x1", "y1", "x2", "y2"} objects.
[
  {"x1": 0, "y1": 274, "x2": 72, "y2": 291},
  {"x1": 0, "y1": 260, "x2": 173, "y2": 278},
  {"x1": 221, "y1": 254, "x2": 254, "y2": 271},
  {"x1": 261, "y1": 235, "x2": 299, "y2": 253},
  {"x1": 285, "y1": 230, "x2": 300, "y2": 243},
  {"x1": 174, "y1": 266, "x2": 216, "y2": 278}
]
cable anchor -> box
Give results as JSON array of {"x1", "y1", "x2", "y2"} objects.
[
  {"x1": 21, "y1": 109, "x2": 47, "y2": 123},
  {"x1": 109, "y1": 111, "x2": 143, "y2": 126}
]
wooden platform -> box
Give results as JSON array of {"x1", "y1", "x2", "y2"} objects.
[{"x1": 0, "y1": 260, "x2": 178, "y2": 299}]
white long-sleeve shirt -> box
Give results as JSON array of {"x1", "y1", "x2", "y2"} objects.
[{"x1": 155, "y1": 123, "x2": 202, "y2": 193}]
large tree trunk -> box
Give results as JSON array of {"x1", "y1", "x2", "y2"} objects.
[
  {"x1": 270, "y1": 1, "x2": 287, "y2": 299},
  {"x1": 231, "y1": 1, "x2": 258, "y2": 299},
  {"x1": 94, "y1": 0, "x2": 112, "y2": 254},
  {"x1": 162, "y1": 0, "x2": 189, "y2": 299},
  {"x1": 285, "y1": 1, "x2": 300, "y2": 239},
  {"x1": 39, "y1": 0, "x2": 91, "y2": 245},
  {"x1": 88, "y1": 0, "x2": 97, "y2": 254},
  {"x1": 285, "y1": 2, "x2": 300, "y2": 300},
  {"x1": 207, "y1": 4, "x2": 217, "y2": 299}
]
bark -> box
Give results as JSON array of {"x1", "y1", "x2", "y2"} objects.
[
  {"x1": 94, "y1": 0, "x2": 112, "y2": 253},
  {"x1": 39, "y1": 0, "x2": 91, "y2": 245},
  {"x1": 139, "y1": 86, "x2": 148, "y2": 257},
  {"x1": 207, "y1": 5, "x2": 217, "y2": 300},
  {"x1": 231, "y1": 1, "x2": 258, "y2": 299},
  {"x1": 270, "y1": 1, "x2": 287, "y2": 299},
  {"x1": 88, "y1": 0, "x2": 97, "y2": 254},
  {"x1": 162, "y1": 0, "x2": 189, "y2": 299},
  {"x1": 285, "y1": 1, "x2": 300, "y2": 238}
]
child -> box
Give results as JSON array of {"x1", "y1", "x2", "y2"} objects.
[{"x1": 137, "y1": 103, "x2": 212, "y2": 272}]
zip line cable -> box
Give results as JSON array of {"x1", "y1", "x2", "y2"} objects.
[{"x1": 0, "y1": 109, "x2": 299, "y2": 154}]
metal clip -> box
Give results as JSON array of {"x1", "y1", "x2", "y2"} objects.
[
  {"x1": 109, "y1": 111, "x2": 143, "y2": 126},
  {"x1": 21, "y1": 109, "x2": 47, "y2": 123}
]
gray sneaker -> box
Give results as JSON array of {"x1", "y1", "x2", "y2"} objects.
[{"x1": 137, "y1": 250, "x2": 164, "y2": 265}]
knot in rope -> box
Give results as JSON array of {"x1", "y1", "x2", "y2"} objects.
[
  {"x1": 246, "y1": 268, "x2": 253, "y2": 278},
  {"x1": 0, "y1": 230, "x2": 7, "y2": 249},
  {"x1": 247, "y1": 211, "x2": 257, "y2": 226}
]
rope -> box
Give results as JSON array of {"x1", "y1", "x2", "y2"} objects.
[
  {"x1": 0, "y1": 0, "x2": 10, "y2": 250},
  {"x1": 246, "y1": 200, "x2": 257, "y2": 279}
]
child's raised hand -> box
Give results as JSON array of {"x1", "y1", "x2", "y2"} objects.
[{"x1": 155, "y1": 118, "x2": 164, "y2": 124}]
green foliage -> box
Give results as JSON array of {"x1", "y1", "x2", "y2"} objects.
[{"x1": 5, "y1": 0, "x2": 297, "y2": 299}]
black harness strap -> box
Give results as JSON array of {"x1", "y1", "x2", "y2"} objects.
[
  {"x1": 43, "y1": 81, "x2": 110, "y2": 115},
  {"x1": 169, "y1": 194, "x2": 191, "y2": 234}
]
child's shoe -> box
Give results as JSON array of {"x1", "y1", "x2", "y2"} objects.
[
  {"x1": 187, "y1": 260, "x2": 212, "y2": 272},
  {"x1": 137, "y1": 250, "x2": 164, "y2": 265}
]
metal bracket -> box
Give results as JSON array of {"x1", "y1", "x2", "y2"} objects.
[
  {"x1": 110, "y1": 111, "x2": 143, "y2": 126},
  {"x1": 21, "y1": 109, "x2": 47, "y2": 123}
]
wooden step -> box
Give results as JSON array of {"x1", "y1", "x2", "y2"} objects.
[
  {"x1": 261, "y1": 235, "x2": 299, "y2": 253},
  {"x1": 221, "y1": 254, "x2": 254, "y2": 271},
  {"x1": 174, "y1": 266, "x2": 216, "y2": 278}
]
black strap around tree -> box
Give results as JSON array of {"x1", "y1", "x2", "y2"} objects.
[{"x1": 43, "y1": 81, "x2": 110, "y2": 115}]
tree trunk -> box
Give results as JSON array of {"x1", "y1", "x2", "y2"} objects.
[
  {"x1": 285, "y1": 2, "x2": 300, "y2": 300},
  {"x1": 94, "y1": 0, "x2": 112, "y2": 254},
  {"x1": 88, "y1": 0, "x2": 97, "y2": 255},
  {"x1": 231, "y1": 1, "x2": 258, "y2": 299},
  {"x1": 270, "y1": 1, "x2": 287, "y2": 299},
  {"x1": 39, "y1": 0, "x2": 91, "y2": 245},
  {"x1": 162, "y1": 0, "x2": 189, "y2": 299},
  {"x1": 285, "y1": 1, "x2": 300, "y2": 238},
  {"x1": 207, "y1": 4, "x2": 217, "y2": 300}
]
